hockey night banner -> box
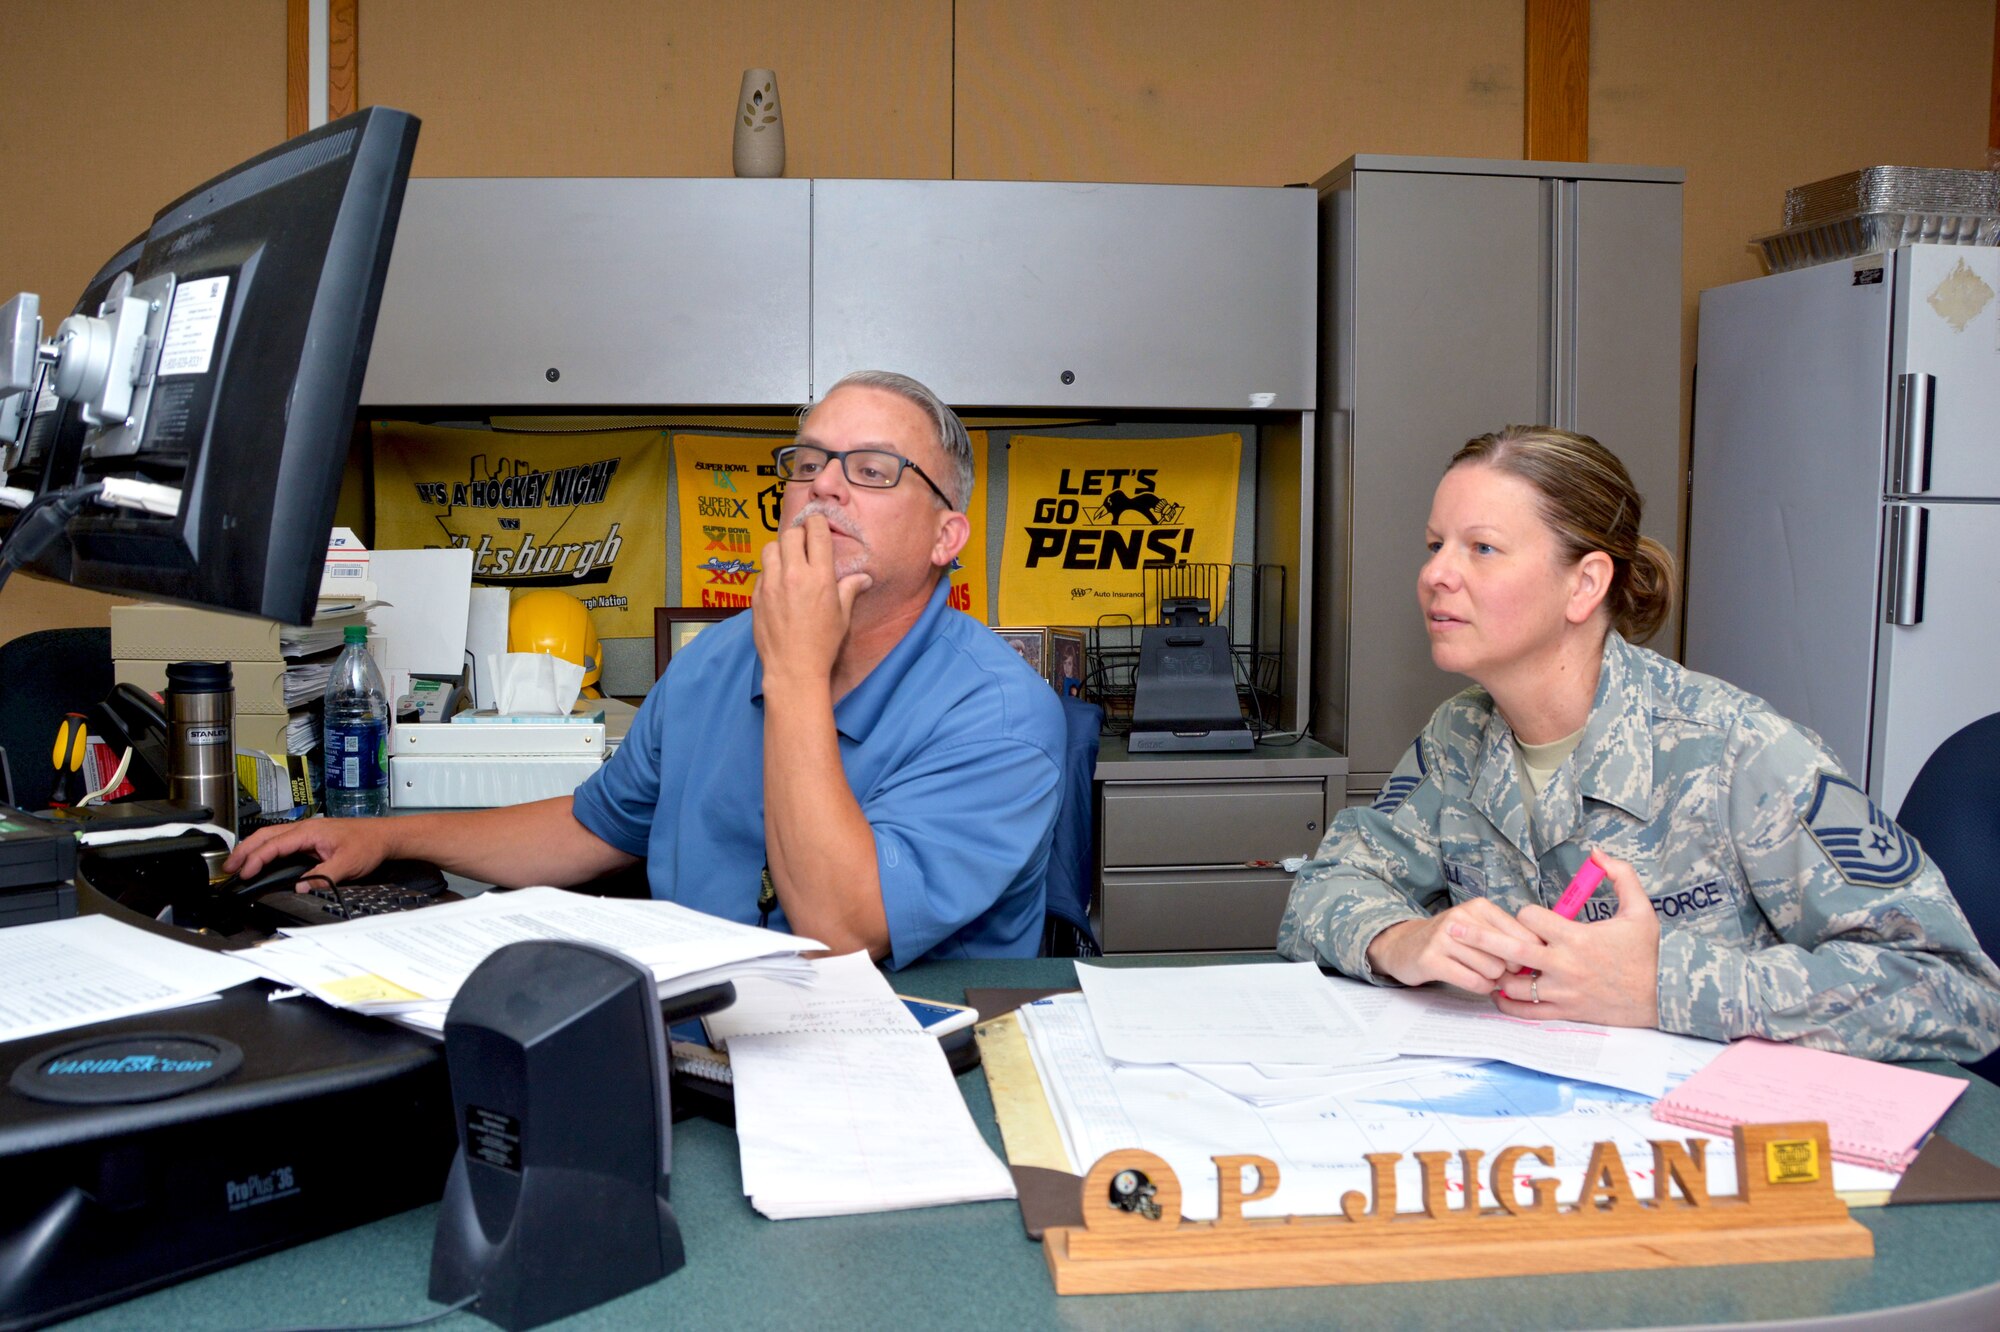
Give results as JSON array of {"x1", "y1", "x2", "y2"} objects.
[{"x1": 371, "y1": 423, "x2": 669, "y2": 637}]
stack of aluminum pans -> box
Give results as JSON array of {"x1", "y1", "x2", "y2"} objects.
[{"x1": 1757, "y1": 166, "x2": 2000, "y2": 272}]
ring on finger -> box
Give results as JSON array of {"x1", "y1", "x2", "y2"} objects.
[{"x1": 1530, "y1": 976, "x2": 1540, "y2": 1004}]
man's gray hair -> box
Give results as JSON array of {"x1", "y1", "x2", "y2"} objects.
[{"x1": 799, "y1": 370, "x2": 974, "y2": 511}]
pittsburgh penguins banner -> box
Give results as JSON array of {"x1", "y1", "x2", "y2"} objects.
[
  {"x1": 371, "y1": 424, "x2": 669, "y2": 637},
  {"x1": 999, "y1": 434, "x2": 1240, "y2": 625},
  {"x1": 671, "y1": 432, "x2": 989, "y2": 614}
]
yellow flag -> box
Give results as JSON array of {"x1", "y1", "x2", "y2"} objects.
[
  {"x1": 671, "y1": 432, "x2": 988, "y2": 614},
  {"x1": 371, "y1": 423, "x2": 668, "y2": 640},
  {"x1": 999, "y1": 434, "x2": 1240, "y2": 625}
]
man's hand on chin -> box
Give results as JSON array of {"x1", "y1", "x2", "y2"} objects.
[{"x1": 753, "y1": 514, "x2": 872, "y2": 685}]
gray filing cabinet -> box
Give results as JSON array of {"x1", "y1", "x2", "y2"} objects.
[
  {"x1": 1095, "y1": 737, "x2": 1346, "y2": 953},
  {"x1": 1311, "y1": 156, "x2": 1684, "y2": 803}
]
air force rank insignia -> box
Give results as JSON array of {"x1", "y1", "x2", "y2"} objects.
[
  {"x1": 1371, "y1": 741, "x2": 1429, "y2": 815},
  {"x1": 1801, "y1": 772, "x2": 1923, "y2": 888}
]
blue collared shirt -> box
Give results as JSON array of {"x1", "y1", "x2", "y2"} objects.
[{"x1": 572, "y1": 578, "x2": 1066, "y2": 968}]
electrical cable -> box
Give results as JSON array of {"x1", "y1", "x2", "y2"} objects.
[
  {"x1": 240, "y1": 1292, "x2": 478, "y2": 1332},
  {"x1": 0, "y1": 482, "x2": 102, "y2": 596}
]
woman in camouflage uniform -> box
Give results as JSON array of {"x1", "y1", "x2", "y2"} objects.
[{"x1": 1277, "y1": 426, "x2": 2000, "y2": 1062}]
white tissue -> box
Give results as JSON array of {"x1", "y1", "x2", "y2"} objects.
[{"x1": 489, "y1": 651, "x2": 586, "y2": 715}]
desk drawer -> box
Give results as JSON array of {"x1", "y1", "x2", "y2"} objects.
[
  {"x1": 1099, "y1": 867, "x2": 1293, "y2": 952},
  {"x1": 1100, "y1": 777, "x2": 1325, "y2": 867}
]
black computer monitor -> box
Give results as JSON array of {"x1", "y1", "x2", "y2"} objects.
[{"x1": 0, "y1": 108, "x2": 418, "y2": 625}]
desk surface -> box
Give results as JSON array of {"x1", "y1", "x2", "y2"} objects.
[{"x1": 62, "y1": 956, "x2": 2000, "y2": 1331}]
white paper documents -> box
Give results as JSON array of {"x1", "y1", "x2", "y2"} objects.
[
  {"x1": 0, "y1": 915, "x2": 263, "y2": 1043},
  {"x1": 1339, "y1": 982, "x2": 1725, "y2": 1098},
  {"x1": 1074, "y1": 961, "x2": 1382, "y2": 1067},
  {"x1": 726, "y1": 954, "x2": 1015, "y2": 1219},
  {"x1": 1016, "y1": 993, "x2": 1899, "y2": 1222},
  {"x1": 702, "y1": 951, "x2": 919, "y2": 1049},
  {"x1": 232, "y1": 887, "x2": 820, "y2": 1036}
]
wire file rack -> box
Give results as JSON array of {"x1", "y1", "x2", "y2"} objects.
[{"x1": 1080, "y1": 562, "x2": 1286, "y2": 738}]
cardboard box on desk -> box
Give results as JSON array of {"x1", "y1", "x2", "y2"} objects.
[
  {"x1": 111, "y1": 605, "x2": 291, "y2": 662},
  {"x1": 111, "y1": 602, "x2": 371, "y2": 663},
  {"x1": 118, "y1": 660, "x2": 293, "y2": 715}
]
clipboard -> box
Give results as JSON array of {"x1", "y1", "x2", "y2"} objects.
[{"x1": 970, "y1": 987, "x2": 1087, "y2": 1239}]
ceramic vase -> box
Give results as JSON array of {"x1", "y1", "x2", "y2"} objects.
[{"x1": 733, "y1": 69, "x2": 784, "y2": 178}]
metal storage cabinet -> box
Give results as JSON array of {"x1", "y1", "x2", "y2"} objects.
[
  {"x1": 1312, "y1": 156, "x2": 1684, "y2": 803},
  {"x1": 1095, "y1": 738, "x2": 1346, "y2": 953},
  {"x1": 811, "y1": 180, "x2": 1315, "y2": 410},
  {"x1": 360, "y1": 178, "x2": 812, "y2": 407}
]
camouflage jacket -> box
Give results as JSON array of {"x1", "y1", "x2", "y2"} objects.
[{"x1": 1277, "y1": 633, "x2": 2000, "y2": 1062}]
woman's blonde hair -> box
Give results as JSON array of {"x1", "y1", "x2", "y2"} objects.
[{"x1": 1448, "y1": 426, "x2": 1677, "y2": 644}]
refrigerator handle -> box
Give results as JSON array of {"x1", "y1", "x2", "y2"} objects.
[
  {"x1": 1884, "y1": 504, "x2": 1928, "y2": 627},
  {"x1": 1892, "y1": 372, "x2": 1934, "y2": 495}
]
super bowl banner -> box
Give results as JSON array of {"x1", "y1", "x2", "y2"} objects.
[
  {"x1": 999, "y1": 434, "x2": 1240, "y2": 625},
  {"x1": 371, "y1": 423, "x2": 669, "y2": 637},
  {"x1": 671, "y1": 432, "x2": 989, "y2": 614}
]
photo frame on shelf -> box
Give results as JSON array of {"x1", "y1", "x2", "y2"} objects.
[
  {"x1": 653, "y1": 606, "x2": 746, "y2": 679},
  {"x1": 1047, "y1": 628, "x2": 1087, "y2": 698},
  {"x1": 992, "y1": 626, "x2": 1049, "y2": 678}
]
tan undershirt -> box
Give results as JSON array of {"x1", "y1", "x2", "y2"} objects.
[{"x1": 1513, "y1": 724, "x2": 1587, "y2": 813}]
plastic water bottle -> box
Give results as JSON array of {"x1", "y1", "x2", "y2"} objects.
[{"x1": 323, "y1": 624, "x2": 389, "y2": 818}]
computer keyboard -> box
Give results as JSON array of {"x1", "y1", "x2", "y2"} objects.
[{"x1": 249, "y1": 865, "x2": 460, "y2": 928}]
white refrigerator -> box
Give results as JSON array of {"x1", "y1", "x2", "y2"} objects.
[{"x1": 1686, "y1": 244, "x2": 2000, "y2": 816}]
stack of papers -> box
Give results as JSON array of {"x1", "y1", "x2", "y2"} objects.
[
  {"x1": 232, "y1": 887, "x2": 820, "y2": 1037},
  {"x1": 726, "y1": 953, "x2": 1016, "y2": 1219},
  {"x1": 1016, "y1": 965, "x2": 1904, "y2": 1222},
  {"x1": 0, "y1": 916, "x2": 264, "y2": 1043}
]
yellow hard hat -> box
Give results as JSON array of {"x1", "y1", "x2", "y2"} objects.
[{"x1": 509, "y1": 590, "x2": 602, "y2": 694}]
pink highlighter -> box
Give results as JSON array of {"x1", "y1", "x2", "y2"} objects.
[
  {"x1": 1515, "y1": 852, "x2": 1608, "y2": 975},
  {"x1": 1550, "y1": 851, "x2": 1609, "y2": 920}
]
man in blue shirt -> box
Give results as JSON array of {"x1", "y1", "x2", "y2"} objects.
[{"x1": 228, "y1": 371, "x2": 1066, "y2": 966}]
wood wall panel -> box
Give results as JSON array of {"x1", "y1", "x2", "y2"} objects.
[
  {"x1": 0, "y1": 0, "x2": 284, "y2": 632},
  {"x1": 360, "y1": 0, "x2": 951, "y2": 178},
  {"x1": 1523, "y1": 0, "x2": 1587, "y2": 160},
  {"x1": 1591, "y1": 0, "x2": 1993, "y2": 551},
  {"x1": 954, "y1": 0, "x2": 1524, "y2": 184}
]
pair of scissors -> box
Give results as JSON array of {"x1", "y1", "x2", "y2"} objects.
[{"x1": 50, "y1": 711, "x2": 90, "y2": 806}]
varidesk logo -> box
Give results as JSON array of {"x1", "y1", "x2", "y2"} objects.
[
  {"x1": 46, "y1": 1055, "x2": 215, "y2": 1074},
  {"x1": 225, "y1": 1166, "x2": 300, "y2": 1211}
]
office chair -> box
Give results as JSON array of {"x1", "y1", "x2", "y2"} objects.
[
  {"x1": 1896, "y1": 710, "x2": 2000, "y2": 1084},
  {"x1": 0, "y1": 627, "x2": 114, "y2": 811},
  {"x1": 1040, "y1": 695, "x2": 1104, "y2": 958}
]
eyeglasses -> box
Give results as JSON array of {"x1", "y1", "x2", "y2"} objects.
[{"x1": 772, "y1": 443, "x2": 955, "y2": 509}]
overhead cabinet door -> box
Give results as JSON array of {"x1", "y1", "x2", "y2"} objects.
[
  {"x1": 811, "y1": 180, "x2": 1315, "y2": 409},
  {"x1": 361, "y1": 178, "x2": 812, "y2": 407}
]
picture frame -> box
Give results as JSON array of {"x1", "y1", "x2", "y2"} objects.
[
  {"x1": 653, "y1": 606, "x2": 746, "y2": 679},
  {"x1": 992, "y1": 626, "x2": 1049, "y2": 678},
  {"x1": 1047, "y1": 628, "x2": 1087, "y2": 698}
]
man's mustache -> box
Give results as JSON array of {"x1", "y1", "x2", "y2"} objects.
[{"x1": 789, "y1": 501, "x2": 865, "y2": 543}]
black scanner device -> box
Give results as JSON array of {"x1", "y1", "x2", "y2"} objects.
[{"x1": 429, "y1": 940, "x2": 732, "y2": 1330}]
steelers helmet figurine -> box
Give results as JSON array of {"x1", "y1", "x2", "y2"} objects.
[{"x1": 508, "y1": 590, "x2": 602, "y2": 698}]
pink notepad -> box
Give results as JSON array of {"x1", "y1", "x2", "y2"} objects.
[{"x1": 1651, "y1": 1038, "x2": 1967, "y2": 1171}]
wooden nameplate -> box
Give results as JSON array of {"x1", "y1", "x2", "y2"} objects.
[{"x1": 1043, "y1": 1121, "x2": 1873, "y2": 1295}]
